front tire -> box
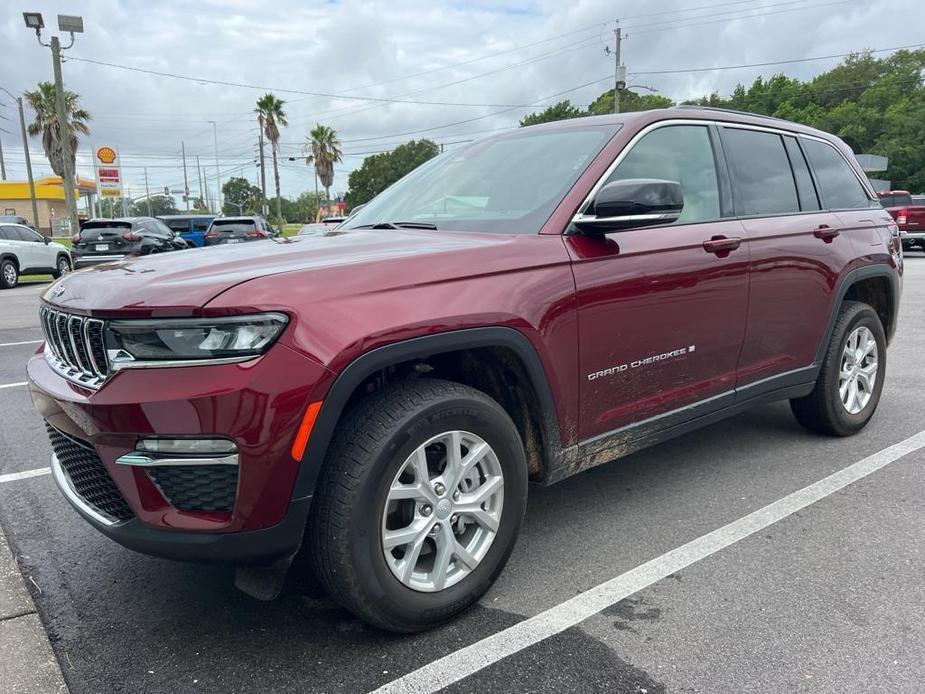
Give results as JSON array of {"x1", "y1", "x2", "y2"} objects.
[
  {"x1": 0, "y1": 259, "x2": 18, "y2": 289},
  {"x1": 309, "y1": 378, "x2": 527, "y2": 632},
  {"x1": 790, "y1": 300, "x2": 886, "y2": 436},
  {"x1": 52, "y1": 255, "x2": 71, "y2": 279}
]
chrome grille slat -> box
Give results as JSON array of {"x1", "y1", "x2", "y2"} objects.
[{"x1": 39, "y1": 306, "x2": 109, "y2": 389}]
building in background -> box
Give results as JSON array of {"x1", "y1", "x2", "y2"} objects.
[{"x1": 0, "y1": 176, "x2": 97, "y2": 236}]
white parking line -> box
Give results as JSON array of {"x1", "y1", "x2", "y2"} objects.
[
  {"x1": 0, "y1": 467, "x2": 50, "y2": 485},
  {"x1": 0, "y1": 381, "x2": 27, "y2": 390},
  {"x1": 0, "y1": 340, "x2": 42, "y2": 347},
  {"x1": 372, "y1": 429, "x2": 925, "y2": 694}
]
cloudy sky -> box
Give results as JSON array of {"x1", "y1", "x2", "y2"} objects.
[{"x1": 1, "y1": 0, "x2": 923, "y2": 208}]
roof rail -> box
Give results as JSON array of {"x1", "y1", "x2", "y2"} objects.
[{"x1": 673, "y1": 105, "x2": 791, "y2": 122}]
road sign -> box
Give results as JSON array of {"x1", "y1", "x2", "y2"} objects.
[{"x1": 94, "y1": 146, "x2": 122, "y2": 198}]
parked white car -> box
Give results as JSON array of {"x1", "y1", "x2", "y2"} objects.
[{"x1": 0, "y1": 223, "x2": 72, "y2": 289}]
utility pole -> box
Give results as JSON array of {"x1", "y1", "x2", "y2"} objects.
[
  {"x1": 0, "y1": 129, "x2": 6, "y2": 180},
  {"x1": 258, "y1": 130, "x2": 267, "y2": 216},
  {"x1": 197, "y1": 155, "x2": 205, "y2": 211},
  {"x1": 1, "y1": 88, "x2": 40, "y2": 230},
  {"x1": 613, "y1": 23, "x2": 625, "y2": 115},
  {"x1": 209, "y1": 121, "x2": 221, "y2": 212},
  {"x1": 181, "y1": 141, "x2": 190, "y2": 213},
  {"x1": 143, "y1": 168, "x2": 151, "y2": 216}
]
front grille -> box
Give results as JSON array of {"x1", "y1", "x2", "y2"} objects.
[
  {"x1": 39, "y1": 306, "x2": 108, "y2": 389},
  {"x1": 147, "y1": 466, "x2": 238, "y2": 513},
  {"x1": 45, "y1": 423, "x2": 134, "y2": 524}
]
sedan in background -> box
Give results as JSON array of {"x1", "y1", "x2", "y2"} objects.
[
  {"x1": 70, "y1": 218, "x2": 190, "y2": 269},
  {"x1": 203, "y1": 216, "x2": 275, "y2": 245}
]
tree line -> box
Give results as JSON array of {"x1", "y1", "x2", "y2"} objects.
[{"x1": 519, "y1": 49, "x2": 925, "y2": 192}]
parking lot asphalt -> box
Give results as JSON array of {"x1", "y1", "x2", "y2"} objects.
[{"x1": 0, "y1": 258, "x2": 924, "y2": 694}]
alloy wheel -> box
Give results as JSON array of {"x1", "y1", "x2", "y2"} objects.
[
  {"x1": 839, "y1": 325, "x2": 878, "y2": 414},
  {"x1": 381, "y1": 430, "x2": 504, "y2": 592},
  {"x1": 2, "y1": 263, "x2": 16, "y2": 286}
]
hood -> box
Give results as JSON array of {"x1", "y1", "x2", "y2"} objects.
[{"x1": 42, "y1": 229, "x2": 510, "y2": 317}]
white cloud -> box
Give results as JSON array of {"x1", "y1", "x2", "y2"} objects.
[{"x1": 0, "y1": 0, "x2": 922, "y2": 206}]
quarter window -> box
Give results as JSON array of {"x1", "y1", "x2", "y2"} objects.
[
  {"x1": 603, "y1": 125, "x2": 720, "y2": 224},
  {"x1": 723, "y1": 128, "x2": 800, "y2": 216},
  {"x1": 801, "y1": 139, "x2": 871, "y2": 210}
]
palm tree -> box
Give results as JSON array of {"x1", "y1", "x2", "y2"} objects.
[
  {"x1": 305, "y1": 124, "x2": 342, "y2": 217},
  {"x1": 24, "y1": 81, "x2": 90, "y2": 178},
  {"x1": 254, "y1": 93, "x2": 287, "y2": 223}
]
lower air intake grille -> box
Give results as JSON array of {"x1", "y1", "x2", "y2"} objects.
[
  {"x1": 45, "y1": 423, "x2": 134, "y2": 523},
  {"x1": 146, "y1": 466, "x2": 238, "y2": 513}
]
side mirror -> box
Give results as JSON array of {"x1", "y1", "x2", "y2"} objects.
[
  {"x1": 573, "y1": 179, "x2": 683, "y2": 232},
  {"x1": 43, "y1": 236, "x2": 50, "y2": 245}
]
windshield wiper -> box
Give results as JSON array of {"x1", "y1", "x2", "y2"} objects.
[{"x1": 352, "y1": 221, "x2": 438, "y2": 230}]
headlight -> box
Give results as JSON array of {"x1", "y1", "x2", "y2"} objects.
[{"x1": 106, "y1": 312, "x2": 288, "y2": 363}]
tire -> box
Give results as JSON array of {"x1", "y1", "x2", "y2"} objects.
[
  {"x1": 0, "y1": 259, "x2": 18, "y2": 289},
  {"x1": 790, "y1": 300, "x2": 886, "y2": 436},
  {"x1": 51, "y1": 255, "x2": 71, "y2": 279},
  {"x1": 309, "y1": 378, "x2": 528, "y2": 632}
]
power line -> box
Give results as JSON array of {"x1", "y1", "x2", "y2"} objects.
[
  {"x1": 63, "y1": 55, "x2": 582, "y2": 109},
  {"x1": 631, "y1": 43, "x2": 925, "y2": 76}
]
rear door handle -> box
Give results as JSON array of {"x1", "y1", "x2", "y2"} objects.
[
  {"x1": 702, "y1": 236, "x2": 742, "y2": 256},
  {"x1": 813, "y1": 225, "x2": 841, "y2": 242}
]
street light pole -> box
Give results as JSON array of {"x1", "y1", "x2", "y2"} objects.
[
  {"x1": 24, "y1": 13, "x2": 84, "y2": 235},
  {"x1": 209, "y1": 120, "x2": 221, "y2": 213},
  {"x1": 50, "y1": 34, "x2": 79, "y2": 234}
]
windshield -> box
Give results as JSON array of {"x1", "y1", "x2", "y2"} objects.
[{"x1": 343, "y1": 123, "x2": 619, "y2": 234}]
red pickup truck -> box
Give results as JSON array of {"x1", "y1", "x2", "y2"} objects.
[{"x1": 878, "y1": 190, "x2": 925, "y2": 251}]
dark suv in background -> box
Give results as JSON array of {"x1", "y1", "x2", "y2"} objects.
[
  {"x1": 203, "y1": 216, "x2": 276, "y2": 245},
  {"x1": 71, "y1": 217, "x2": 189, "y2": 268},
  {"x1": 29, "y1": 108, "x2": 901, "y2": 633}
]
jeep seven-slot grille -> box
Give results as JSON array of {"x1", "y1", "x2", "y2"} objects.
[
  {"x1": 39, "y1": 306, "x2": 108, "y2": 389},
  {"x1": 45, "y1": 423, "x2": 133, "y2": 524},
  {"x1": 146, "y1": 466, "x2": 238, "y2": 513}
]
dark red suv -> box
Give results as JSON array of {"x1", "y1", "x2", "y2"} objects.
[{"x1": 28, "y1": 108, "x2": 901, "y2": 632}]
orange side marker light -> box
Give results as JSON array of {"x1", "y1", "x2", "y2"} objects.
[{"x1": 291, "y1": 401, "x2": 323, "y2": 461}]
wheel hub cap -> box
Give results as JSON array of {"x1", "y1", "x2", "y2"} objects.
[
  {"x1": 381, "y1": 430, "x2": 504, "y2": 593},
  {"x1": 838, "y1": 326, "x2": 878, "y2": 415}
]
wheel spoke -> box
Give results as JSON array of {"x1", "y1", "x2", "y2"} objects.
[
  {"x1": 857, "y1": 362, "x2": 877, "y2": 391},
  {"x1": 383, "y1": 520, "x2": 429, "y2": 549},
  {"x1": 460, "y1": 474, "x2": 502, "y2": 506},
  {"x1": 847, "y1": 379, "x2": 859, "y2": 412},
  {"x1": 453, "y1": 539, "x2": 479, "y2": 570},
  {"x1": 431, "y1": 526, "x2": 454, "y2": 590},
  {"x1": 388, "y1": 482, "x2": 427, "y2": 502},
  {"x1": 455, "y1": 504, "x2": 500, "y2": 531},
  {"x1": 399, "y1": 531, "x2": 429, "y2": 583}
]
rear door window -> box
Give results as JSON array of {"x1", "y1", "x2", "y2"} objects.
[
  {"x1": 784, "y1": 137, "x2": 820, "y2": 211},
  {"x1": 723, "y1": 128, "x2": 800, "y2": 216},
  {"x1": 801, "y1": 139, "x2": 871, "y2": 210},
  {"x1": 0, "y1": 226, "x2": 18, "y2": 241}
]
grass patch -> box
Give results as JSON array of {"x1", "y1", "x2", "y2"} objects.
[{"x1": 282, "y1": 223, "x2": 301, "y2": 237}]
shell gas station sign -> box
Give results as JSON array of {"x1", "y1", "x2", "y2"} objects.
[{"x1": 94, "y1": 146, "x2": 123, "y2": 198}]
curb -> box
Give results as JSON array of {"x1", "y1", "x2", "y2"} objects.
[{"x1": 0, "y1": 524, "x2": 68, "y2": 694}]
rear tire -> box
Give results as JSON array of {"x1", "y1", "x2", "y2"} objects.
[
  {"x1": 309, "y1": 378, "x2": 527, "y2": 633},
  {"x1": 0, "y1": 259, "x2": 18, "y2": 289},
  {"x1": 790, "y1": 300, "x2": 886, "y2": 436}
]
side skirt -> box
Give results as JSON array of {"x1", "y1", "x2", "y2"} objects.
[{"x1": 543, "y1": 367, "x2": 817, "y2": 485}]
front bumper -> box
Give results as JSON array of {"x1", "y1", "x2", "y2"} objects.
[
  {"x1": 51, "y1": 452, "x2": 312, "y2": 563},
  {"x1": 29, "y1": 342, "x2": 334, "y2": 562}
]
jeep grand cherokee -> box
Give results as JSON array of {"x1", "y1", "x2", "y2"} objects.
[{"x1": 28, "y1": 108, "x2": 901, "y2": 632}]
